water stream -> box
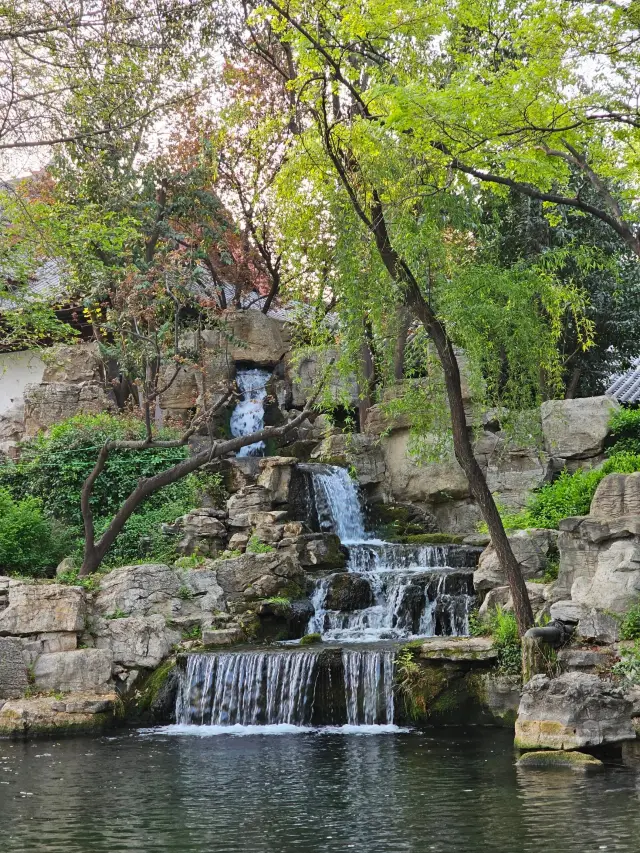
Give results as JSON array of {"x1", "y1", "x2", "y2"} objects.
[{"x1": 230, "y1": 368, "x2": 271, "y2": 457}]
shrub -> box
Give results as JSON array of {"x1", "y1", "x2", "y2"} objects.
[
  {"x1": 620, "y1": 601, "x2": 640, "y2": 641},
  {"x1": 611, "y1": 641, "x2": 640, "y2": 685},
  {"x1": 246, "y1": 535, "x2": 274, "y2": 554},
  {"x1": 487, "y1": 606, "x2": 522, "y2": 675},
  {"x1": 608, "y1": 407, "x2": 640, "y2": 456},
  {"x1": 0, "y1": 488, "x2": 68, "y2": 576},
  {"x1": 92, "y1": 500, "x2": 192, "y2": 567}
]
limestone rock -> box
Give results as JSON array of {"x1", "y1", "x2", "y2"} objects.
[
  {"x1": 94, "y1": 563, "x2": 183, "y2": 618},
  {"x1": 202, "y1": 627, "x2": 245, "y2": 647},
  {"x1": 41, "y1": 342, "x2": 102, "y2": 384},
  {"x1": 418, "y1": 636, "x2": 497, "y2": 662},
  {"x1": 213, "y1": 552, "x2": 305, "y2": 607},
  {"x1": 257, "y1": 456, "x2": 298, "y2": 504},
  {"x1": 323, "y1": 573, "x2": 373, "y2": 611},
  {"x1": 23, "y1": 381, "x2": 116, "y2": 436},
  {"x1": 0, "y1": 637, "x2": 29, "y2": 699},
  {"x1": 379, "y1": 429, "x2": 468, "y2": 501},
  {"x1": 181, "y1": 566, "x2": 226, "y2": 613},
  {"x1": 95, "y1": 614, "x2": 180, "y2": 669},
  {"x1": 168, "y1": 509, "x2": 227, "y2": 557},
  {"x1": 549, "y1": 600, "x2": 587, "y2": 624},
  {"x1": 278, "y1": 533, "x2": 346, "y2": 573},
  {"x1": 477, "y1": 430, "x2": 551, "y2": 511},
  {"x1": 517, "y1": 750, "x2": 604, "y2": 770},
  {"x1": 515, "y1": 672, "x2": 635, "y2": 750},
  {"x1": 0, "y1": 402, "x2": 25, "y2": 458},
  {"x1": 577, "y1": 610, "x2": 620, "y2": 644},
  {"x1": 23, "y1": 632, "x2": 78, "y2": 656},
  {"x1": 225, "y1": 309, "x2": 290, "y2": 366},
  {"x1": 540, "y1": 396, "x2": 618, "y2": 460},
  {"x1": 478, "y1": 582, "x2": 549, "y2": 620},
  {"x1": 227, "y1": 485, "x2": 272, "y2": 528},
  {"x1": 33, "y1": 649, "x2": 113, "y2": 694},
  {"x1": 311, "y1": 433, "x2": 386, "y2": 486},
  {"x1": 0, "y1": 693, "x2": 117, "y2": 736},
  {"x1": 0, "y1": 583, "x2": 86, "y2": 635},
  {"x1": 591, "y1": 472, "x2": 640, "y2": 520},
  {"x1": 557, "y1": 647, "x2": 615, "y2": 673},
  {"x1": 475, "y1": 529, "x2": 559, "y2": 593},
  {"x1": 286, "y1": 348, "x2": 359, "y2": 408},
  {"x1": 432, "y1": 500, "x2": 483, "y2": 536}
]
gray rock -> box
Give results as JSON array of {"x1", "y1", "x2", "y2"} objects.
[
  {"x1": 23, "y1": 381, "x2": 116, "y2": 436},
  {"x1": 549, "y1": 600, "x2": 587, "y2": 624},
  {"x1": 323, "y1": 573, "x2": 373, "y2": 611},
  {"x1": 286, "y1": 348, "x2": 359, "y2": 409},
  {"x1": 515, "y1": 672, "x2": 635, "y2": 750},
  {"x1": 311, "y1": 433, "x2": 386, "y2": 486},
  {"x1": 202, "y1": 628, "x2": 245, "y2": 647},
  {"x1": 41, "y1": 341, "x2": 102, "y2": 384},
  {"x1": 0, "y1": 583, "x2": 86, "y2": 635},
  {"x1": 479, "y1": 582, "x2": 549, "y2": 620},
  {"x1": 213, "y1": 552, "x2": 305, "y2": 608},
  {"x1": 168, "y1": 509, "x2": 227, "y2": 557},
  {"x1": 379, "y1": 428, "x2": 468, "y2": 501},
  {"x1": 0, "y1": 693, "x2": 117, "y2": 735},
  {"x1": 227, "y1": 485, "x2": 272, "y2": 528},
  {"x1": 577, "y1": 610, "x2": 620, "y2": 644},
  {"x1": 591, "y1": 472, "x2": 640, "y2": 520},
  {"x1": 278, "y1": 533, "x2": 346, "y2": 573},
  {"x1": 95, "y1": 615, "x2": 180, "y2": 669},
  {"x1": 557, "y1": 648, "x2": 615, "y2": 672},
  {"x1": 475, "y1": 529, "x2": 559, "y2": 593},
  {"x1": 94, "y1": 563, "x2": 183, "y2": 618},
  {"x1": 0, "y1": 637, "x2": 29, "y2": 699},
  {"x1": 540, "y1": 396, "x2": 618, "y2": 460},
  {"x1": 257, "y1": 457, "x2": 298, "y2": 505},
  {"x1": 33, "y1": 649, "x2": 113, "y2": 694}
]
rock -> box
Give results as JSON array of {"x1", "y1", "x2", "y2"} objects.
[
  {"x1": 418, "y1": 636, "x2": 497, "y2": 662},
  {"x1": 379, "y1": 429, "x2": 468, "y2": 501},
  {"x1": 549, "y1": 600, "x2": 587, "y2": 624},
  {"x1": 55, "y1": 556, "x2": 76, "y2": 576},
  {"x1": 202, "y1": 628, "x2": 245, "y2": 647},
  {"x1": 311, "y1": 433, "x2": 386, "y2": 486},
  {"x1": 286, "y1": 348, "x2": 359, "y2": 408},
  {"x1": 213, "y1": 552, "x2": 305, "y2": 608},
  {"x1": 323, "y1": 573, "x2": 373, "y2": 611},
  {"x1": 475, "y1": 529, "x2": 559, "y2": 593},
  {"x1": 181, "y1": 566, "x2": 226, "y2": 613},
  {"x1": 557, "y1": 648, "x2": 615, "y2": 672},
  {"x1": 591, "y1": 472, "x2": 640, "y2": 520},
  {"x1": 577, "y1": 610, "x2": 620, "y2": 644},
  {"x1": 0, "y1": 693, "x2": 117, "y2": 736},
  {"x1": 168, "y1": 509, "x2": 227, "y2": 557},
  {"x1": 479, "y1": 582, "x2": 549, "y2": 620},
  {"x1": 227, "y1": 485, "x2": 272, "y2": 528},
  {"x1": 476, "y1": 428, "x2": 551, "y2": 511},
  {"x1": 0, "y1": 583, "x2": 86, "y2": 635},
  {"x1": 0, "y1": 637, "x2": 29, "y2": 699},
  {"x1": 432, "y1": 500, "x2": 483, "y2": 536},
  {"x1": 33, "y1": 649, "x2": 113, "y2": 694},
  {"x1": 94, "y1": 563, "x2": 183, "y2": 618},
  {"x1": 517, "y1": 750, "x2": 604, "y2": 770},
  {"x1": 25, "y1": 632, "x2": 78, "y2": 656},
  {"x1": 257, "y1": 456, "x2": 298, "y2": 504},
  {"x1": 158, "y1": 364, "x2": 200, "y2": 413},
  {"x1": 515, "y1": 672, "x2": 636, "y2": 750},
  {"x1": 41, "y1": 342, "x2": 102, "y2": 384},
  {"x1": 471, "y1": 673, "x2": 521, "y2": 725},
  {"x1": 23, "y1": 381, "x2": 116, "y2": 436},
  {"x1": 540, "y1": 396, "x2": 618, "y2": 460},
  {"x1": 228, "y1": 532, "x2": 250, "y2": 551},
  {"x1": 95, "y1": 614, "x2": 181, "y2": 669},
  {"x1": 0, "y1": 402, "x2": 26, "y2": 458},
  {"x1": 225, "y1": 309, "x2": 290, "y2": 366},
  {"x1": 278, "y1": 533, "x2": 346, "y2": 573}
]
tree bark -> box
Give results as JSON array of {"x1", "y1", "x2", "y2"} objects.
[{"x1": 393, "y1": 305, "x2": 412, "y2": 381}]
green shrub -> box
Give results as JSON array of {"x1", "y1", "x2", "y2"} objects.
[
  {"x1": 487, "y1": 606, "x2": 522, "y2": 675},
  {"x1": 92, "y1": 500, "x2": 191, "y2": 567},
  {"x1": 611, "y1": 640, "x2": 640, "y2": 685},
  {"x1": 0, "y1": 488, "x2": 69, "y2": 576},
  {"x1": 246, "y1": 535, "x2": 274, "y2": 554},
  {"x1": 608, "y1": 407, "x2": 640, "y2": 456},
  {"x1": 620, "y1": 601, "x2": 640, "y2": 641}
]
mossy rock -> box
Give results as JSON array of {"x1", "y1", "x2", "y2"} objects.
[
  {"x1": 300, "y1": 633, "x2": 322, "y2": 646},
  {"x1": 135, "y1": 659, "x2": 179, "y2": 722},
  {"x1": 399, "y1": 533, "x2": 465, "y2": 545},
  {"x1": 517, "y1": 750, "x2": 604, "y2": 771}
]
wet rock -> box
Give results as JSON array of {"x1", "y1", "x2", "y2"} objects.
[
  {"x1": 0, "y1": 693, "x2": 117, "y2": 736},
  {"x1": 278, "y1": 533, "x2": 346, "y2": 573},
  {"x1": 323, "y1": 573, "x2": 373, "y2": 611},
  {"x1": 33, "y1": 649, "x2": 113, "y2": 694},
  {"x1": 0, "y1": 583, "x2": 86, "y2": 635},
  {"x1": 0, "y1": 637, "x2": 29, "y2": 699},
  {"x1": 311, "y1": 433, "x2": 386, "y2": 486},
  {"x1": 515, "y1": 672, "x2": 635, "y2": 750},
  {"x1": 517, "y1": 750, "x2": 604, "y2": 770},
  {"x1": 540, "y1": 396, "x2": 617, "y2": 461}
]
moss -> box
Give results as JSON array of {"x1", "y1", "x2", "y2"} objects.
[
  {"x1": 300, "y1": 632, "x2": 322, "y2": 646},
  {"x1": 517, "y1": 750, "x2": 604, "y2": 770},
  {"x1": 391, "y1": 533, "x2": 464, "y2": 545},
  {"x1": 137, "y1": 659, "x2": 176, "y2": 712}
]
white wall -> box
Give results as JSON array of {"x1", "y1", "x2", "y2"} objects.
[{"x1": 0, "y1": 350, "x2": 45, "y2": 415}]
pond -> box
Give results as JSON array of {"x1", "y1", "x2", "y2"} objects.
[{"x1": 1, "y1": 726, "x2": 638, "y2": 852}]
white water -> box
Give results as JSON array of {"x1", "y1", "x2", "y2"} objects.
[
  {"x1": 343, "y1": 649, "x2": 395, "y2": 725},
  {"x1": 230, "y1": 368, "x2": 271, "y2": 457},
  {"x1": 305, "y1": 466, "x2": 475, "y2": 642},
  {"x1": 154, "y1": 723, "x2": 407, "y2": 736}
]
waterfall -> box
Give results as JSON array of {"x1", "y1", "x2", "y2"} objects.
[
  {"x1": 304, "y1": 465, "x2": 477, "y2": 642},
  {"x1": 342, "y1": 649, "x2": 394, "y2": 725},
  {"x1": 230, "y1": 368, "x2": 271, "y2": 457},
  {"x1": 175, "y1": 649, "x2": 397, "y2": 728},
  {"x1": 309, "y1": 465, "x2": 368, "y2": 542},
  {"x1": 176, "y1": 651, "x2": 320, "y2": 726}
]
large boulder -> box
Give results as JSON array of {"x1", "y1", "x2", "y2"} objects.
[
  {"x1": 227, "y1": 485, "x2": 273, "y2": 528},
  {"x1": 323, "y1": 573, "x2": 373, "y2": 611},
  {"x1": 475, "y1": 529, "x2": 559, "y2": 593},
  {"x1": 286, "y1": 348, "x2": 359, "y2": 408},
  {"x1": 476, "y1": 430, "x2": 551, "y2": 511},
  {"x1": 0, "y1": 637, "x2": 29, "y2": 699},
  {"x1": 166, "y1": 509, "x2": 227, "y2": 557},
  {"x1": 590, "y1": 472, "x2": 640, "y2": 519},
  {"x1": 540, "y1": 396, "x2": 618, "y2": 461},
  {"x1": 33, "y1": 649, "x2": 113, "y2": 694},
  {"x1": 257, "y1": 456, "x2": 298, "y2": 505},
  {"x1": 379, "y1": 429, "x2": 469, "y2": 503},
  {"x1": 23, "y1": 381, "x2": 116, "y2": 436},
  {"x1": 0, "y1": 693, "x2": 117, "y2": 736},
  {"x1": 278, "y1": 533, "x2": 346, "y2": 573},
  {"x1": 0, "y1": 402, "x2": 26, "y2": 459},
  {"x1": 515, "y1": 672, "x2": 636, "y2": 750},
  {"x1": 0, "y1": 583, "x2": 86, "y2": 635},
  {"x1": 213, "y1": 552, "x2": 305, "y2": 607},
  {"x1": 41, "y1": 342, "x2": 102, "y2": 384},
  {"x1": 94, "y1": 564, "x2": 184, "y2": 618},
  {"x1": 94, "y1": 614, "x2": 181, "y2": 669},
  {"x1": 311, "y1": 433, "x2": 386, "y2": 486},
  {"x1": 226, "y1": 310, "x2": 290, "y2": 366}
]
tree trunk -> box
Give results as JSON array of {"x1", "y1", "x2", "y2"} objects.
[
  {"x1": 393, "y1": 305, "x2": 412, "y2": 381},
  {"x1": 565, "y1": 365, "x2": 582, "y2": 399}
]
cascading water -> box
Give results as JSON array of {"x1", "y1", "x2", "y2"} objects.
[
  {"x1": 230, "y1": 368, "x2": 271, "y2": 457},
  {"x1": 304, "y1": 465, "x2": 476, "y2": 642},
  {"x1": 175, "y1": 648, "x2": 395, "y2": 728}
]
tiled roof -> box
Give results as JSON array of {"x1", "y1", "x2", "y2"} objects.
[{"x1": 606, "y1": 358, "x2": 640, "y2": 403}]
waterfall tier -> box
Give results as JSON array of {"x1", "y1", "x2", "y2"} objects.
[
  {"x1": 176, "y1": 648, "x2": 395, "y2": 728},
  {"x1": 230, "y1": 368, "x2": 271, "y2": 457}
]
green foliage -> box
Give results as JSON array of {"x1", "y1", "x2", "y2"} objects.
[
  {"x1": 105, "y1": 608, "x2": 128, "y2": 620},
  {"x1": 395, "y1": 648, "x2": 447, "y2": 720},
  {"x1": 246, "y1": 535, "x2": 275, "y2": 555},
  {"x1": 173, "y1": 555, "x2": 207, "y2": 569},
  {"x1": 299, "y1": 633, "x2": 322, "y2": 646},
  {"x1": 611, "y1": 641, "x2": 640, "y2": 686},
  {"x1": 57, "y1": 568, "x2": 102, "y2": 591},
  {"x1": 619, "y1": 602, "x2": 640, "y2": 641},
  {"x1": 487, "y1": 606, "x2": 522, "y2": 675},
  {"x1": 0, "y1": 488, "x2": 68, "y2": 576},
  {"x1": 93, "y1": 500, "x2": 190, "y2": 567},
  {"x1": 181, "y1": 625, "x2": 202, "y2": 641},
  {"x1": 261, "y1": 596, "x2": 291, "y2": 607},
  {"x1": 178, "y1": 586, "x2": 194, "y2": 601},
  {"x1": 468, "y1": 609, "x2": 491, "y2": 638},
  {"x1": 608, "y1": 408, "x2": 640, "y2": 457}
]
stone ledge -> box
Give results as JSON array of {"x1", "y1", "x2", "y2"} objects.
[
  {"x1": 0, "y1": 692, "x2": 118, "y2": 737},
  {"x1": 417, "y1": 637, "x2": 497, "y2": 662}
]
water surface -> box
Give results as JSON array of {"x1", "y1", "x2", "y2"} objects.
[{"x1": 1, "y1": 726, "x2": 638, "y2": 852}]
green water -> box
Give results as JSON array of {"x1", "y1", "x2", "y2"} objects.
[{"x1": 0, "y1": 726, "x2": 638, "y2": 852}]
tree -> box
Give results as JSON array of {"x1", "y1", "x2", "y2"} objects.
[{"x1": 221, "y1": 0, "x2": 607, "y2": 634}]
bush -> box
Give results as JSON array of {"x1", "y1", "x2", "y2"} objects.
[
  {"x1": 620, "y1": 601, "x2": 640, "y2": 641},
  {"x1": 92, "y1": 500, "x2": 192, "y2": 567},
  {"x1": 611, "y1": 640, "x2": 640, "y2": 685},
  {"x1": 487, "y1": 606, "x2": 522, "y2": 675},
  {"x1": 0, "y1": 488, "x2": 69, "y2": 576},
  {"x1": 608, "y1": 407, "x2": 640, "y2": 456}
]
